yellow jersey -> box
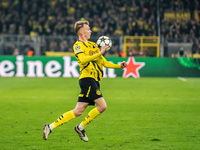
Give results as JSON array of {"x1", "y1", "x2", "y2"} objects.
[{"x1": 73, "y1": 40, "x2": 121, "y2": 81}]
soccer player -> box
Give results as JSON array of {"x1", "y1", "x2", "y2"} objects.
[{"x1": 43, "y1": 20, "x2": 127, "y2": 142}]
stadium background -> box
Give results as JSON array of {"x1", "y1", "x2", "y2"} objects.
[
  {"x1": 0, "y1": 1, "x2": 200, "y2": 150},
  {"x1": 0, "y1": 0, "x2": 200, "y2": 77}
]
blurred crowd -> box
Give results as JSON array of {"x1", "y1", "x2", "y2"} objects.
[
  {"x1": 0, "y1": 0, "x2": 158, "y2": 36},
  {"x1": 160, "y1": 0, "x2": 200, "y2": 55},
  {"x1": 0, "y1": 0, "x2": 200, "y2": 56}
]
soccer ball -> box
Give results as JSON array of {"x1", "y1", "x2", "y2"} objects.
[{"x1": 96, "y1": 36, "x2": 112, "y2": 51}]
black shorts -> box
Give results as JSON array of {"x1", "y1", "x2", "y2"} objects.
[{"x1": 78, "y1": 78, "x2": 103, "y2": 105}]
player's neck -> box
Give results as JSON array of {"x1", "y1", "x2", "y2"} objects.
[{"x1": 79, "y1": 35, "x2": 88, "y2": 42}]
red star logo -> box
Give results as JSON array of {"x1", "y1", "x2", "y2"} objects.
[{"x1": 123, "y1": 57, "x2": 145, "y2": 78}]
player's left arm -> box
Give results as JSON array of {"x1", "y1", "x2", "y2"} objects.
[{"x1": 102, "y1": 56, "x2": 127, "y2": 69}]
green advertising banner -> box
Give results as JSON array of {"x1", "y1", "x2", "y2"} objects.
[{"x1": 0, "y1": 56, "x2": 200, "y2": 78}]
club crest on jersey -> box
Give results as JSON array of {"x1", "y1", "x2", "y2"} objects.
[{"x1": 96, "y1": 90, "x2": 101, "y2": 95}]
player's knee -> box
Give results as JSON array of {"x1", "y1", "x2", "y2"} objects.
[
  {"x1": 102, "y1": 105, "x2": 107, "y2": 112},
  {"x1": 98, "y1": 104, "x2": 107, "y2": 113},
  {"x1": 73, "y1": 109, "x2": 83, "y2": 117},
  {"x1": 75, "y1": 111, "x2": 83, "y2": 117}
]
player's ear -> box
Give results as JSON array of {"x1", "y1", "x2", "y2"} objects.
[{"x1": 78, "y1": 28, "x2": 83, "y2": 35}]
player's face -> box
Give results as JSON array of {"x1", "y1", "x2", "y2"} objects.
[{"x1": 81, "y1": 24, "x2": 92, "y2": 40}]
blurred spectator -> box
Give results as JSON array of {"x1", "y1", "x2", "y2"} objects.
[
  {"x1": 13, "y1": 48, "x2": 20, "y2": 56},
  {"x1": 59, "y1": 41, "x2": 68, "y2": 52},
  {"x1": 114, "y1": 25, "x2": 123, "y2": 36},
  {"x1": 192, "y1": 39, "x2": 200, "y2": 53},
  {"x1": 27, "y1": 47, "x2": 34, "y2": 57},
  {"x1": 49, "y1": 41, "x2": 57, "y2": 52}
]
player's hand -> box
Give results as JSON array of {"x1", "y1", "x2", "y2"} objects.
[
  {"x1": 120, "y1": 61, "x2": 127, "y2": 69},
  {"x1": 100, "y1": 45, "x2": 110, "y2": 55}
]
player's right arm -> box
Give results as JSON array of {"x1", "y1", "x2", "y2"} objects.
[
  {"x1": 73, "y1": 43, "x2": 109, "y2": 65},
  {"x1": 76, "y1": 52, "x2": 101, "y2": 64}
]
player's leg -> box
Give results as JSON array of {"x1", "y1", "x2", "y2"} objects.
[
  {"x1": 43, "y1": 102, "x2": 88, "y2": 140},
  {"x1": 75, "y1": 97, "x2": 107, "y2": 141},
  {"x1": 94, "y1": 97, "x2": 107, "y2": 113},
  {"x1": 79, "y1": 97, "x2": 107, "y2": 129},
  {"x1": 75, "y1": 78, "x2": 106, "y2": 141},
  {"x1": 73, "y1": 102, "x2": 89, "y2": 117},
  {"x1": 50, "y1": 102, "x2": 88, "y2": 128}
]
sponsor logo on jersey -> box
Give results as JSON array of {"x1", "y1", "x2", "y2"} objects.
[{"x1": 89, "y1": 50, "x2": 99, "y2": 56}]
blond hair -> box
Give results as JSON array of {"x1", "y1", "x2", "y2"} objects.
[{"x1": 74, "y1": 20, "x2": 89, "y2": 34}]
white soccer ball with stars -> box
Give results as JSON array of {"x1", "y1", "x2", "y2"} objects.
[{"x1": 96, "y1": 36, "x2": 112, "y2": 51}]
